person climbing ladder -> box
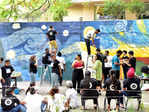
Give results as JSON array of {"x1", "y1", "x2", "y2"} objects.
[
  {"x1": 84, "y1": 28, "x2": 101, "y2": 68},
  {"x1": 46, "y1": 26, "x2": 58, "y2": 53}
]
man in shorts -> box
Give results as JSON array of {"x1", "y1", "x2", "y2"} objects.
[{"x1": 46, "y1": 26, "x2": 58, "y2": 52}]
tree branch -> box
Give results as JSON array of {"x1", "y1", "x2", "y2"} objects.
[
  {"x1": 8, "y1": 0, "x2": 15, "y2": 21},
  {"x1": 25, "y1": 0, "x2": 49, "y2": 18}
]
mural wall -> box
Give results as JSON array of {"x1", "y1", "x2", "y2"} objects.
[{"x1": 0, "y1": 20, "x2": 149, "y2": 81}]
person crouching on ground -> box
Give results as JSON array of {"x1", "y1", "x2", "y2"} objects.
[
  {"x1": 65, "y1": 81, "x2": 79, "y2": 110},
  {"x1": 41, "y1": 87, "x2": 66, "y2": 112},
  {"x1": 0, "y1": 87, "x2": 26, "y2": 112},
  {"x1": 24, "y1": 87, "x2": 42, "y2": 112}
]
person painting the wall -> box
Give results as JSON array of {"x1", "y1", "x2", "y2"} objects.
[
  {"x1": 46, "y1": 26, "x2": 58, "y2": 52},
  {"x1": 84, "y1": 29, "x2": 100, "y2": 56}
]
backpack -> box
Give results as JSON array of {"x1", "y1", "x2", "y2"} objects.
[
  {"x1": 42, "y1": 54, "x2": 51, "y2": 65},
  {"x1": 1, "y1": 95, "x2": 18, "y2": 111}
]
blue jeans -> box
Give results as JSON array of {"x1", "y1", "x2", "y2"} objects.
[
  {"x1": 0, "y1": 104, "x2": 26, "y2": 112},
  {"x1": 41, "y1": 102, "x2": 47, "y2": 112},
  {"x1": 51, "y1": 73, "x2": 59, "y2": 87},
  {"x1": 1, "y1": 77, "x2": 11, "y2": 97},
  {"x1": 30, "y1": 72, "x2": 36, "y2": 83}
]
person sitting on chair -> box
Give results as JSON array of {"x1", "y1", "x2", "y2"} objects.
[
  {"x1": 123, "y1": 67, "x2": 141, "y2": 97},
  {"x1": 103, "y1": 70, "x2": 123, "y2": 112},
  {"x1": 80, "y1": 70, "x2": 101, "y2": 110}
]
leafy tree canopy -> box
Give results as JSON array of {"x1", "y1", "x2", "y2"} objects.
[{"x1": 0, "y1": 0, "x2": 71, "y2": 21}]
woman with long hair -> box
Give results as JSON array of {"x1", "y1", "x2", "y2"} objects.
[
  {"x1": 72, "y1": 54, "x2": 84, "y2": 93},
  {"x1": 29, "y1": 55, "x2": 37, "y2": 85},
  {"x1": 92, "y1": 55, "x2": 102, "y2": 81}
]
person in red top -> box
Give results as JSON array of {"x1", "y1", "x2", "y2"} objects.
[{"x1": 72, "y1": 54, "x2": 84, "y2": 93}]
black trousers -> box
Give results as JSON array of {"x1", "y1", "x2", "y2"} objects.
[
  {"x1": 81, "y1": 97, "x2": 98, "y2": 106},
  {"x1": 107, "y1": 93, "x2": 123, "y2": 105},
  {"x1": 85, "y1": 39, "x2": 91, "y2": 55},
  {"x1": 115, "y1": 70, "x2": 120, "y2": 80},
  {"x1": 1, "y1": 77, "x2": 11, "y2": 97},
  {"x1": 72, "y1": 69, "x2": 84, "y2": 93},
  {"x1": 59, "y1": 69, "x2": 63, "y2": 86},
  {"x1": 122, "y1": 65, "x2": 129, "y2": 79},
  {"x1": 104, "y1": 67, "x2": 112, "y2": 81}
]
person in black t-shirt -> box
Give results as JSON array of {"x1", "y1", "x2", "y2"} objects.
[
  {"x1": 123, "y1": 67, "x2": 141, "y2": 97},
  {"x1": 103, "y1": 70, "x2": 123, "y2": 111},
  {"x1": 51, "y1": 54, "x2": 62, "y2": 87},
  {"x1": 46, "y1": 26, "x2": 58, "y2": 52},
  {"x1": 29, "y1": 56, "x2": 37, "y2": 85},
  {"x1": 122, "y1": 50, "x2": 129, "y2": 79},
  {"x1": 128, "y1": 51, "x2": 136, "y2": 70},
  {"x1": 1, "y1": 87, "x2": 26, "y2": 112},
  {"x1": 42, "y1": 48, "x2": 51, "y2": 68},
  {"x1": 1, "y1": 60, "x2": 14, "y2": 97},
  {"x1": 122, "y1": 56, "x2": 130, "y2": 79},
  {"x1": 96, "y1": 48, "x2": 106, "y2": 81},
  {"x1": 80, "y1": 71, "x2": 101, "y2": 110}
]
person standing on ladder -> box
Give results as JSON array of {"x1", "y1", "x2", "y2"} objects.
[
  {"x1": 46, "y1": 26, "x2": 58, "y2": 53},
  {"x1": 84, "y1": 29, "x2": 100, "y2": 56}
]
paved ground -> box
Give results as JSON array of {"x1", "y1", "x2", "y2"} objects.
[{"x1": 0, "y1": 81, "x2": 149, "y2": 112}]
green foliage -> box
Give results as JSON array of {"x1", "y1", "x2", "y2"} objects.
[
  {"x1": 103, "y1": 0, "x2": 126, "y2": 19},
  {"x1": 127, "y1": 0, "x2": 145, "y2": 18},
  {"x1": 0, "y1": 0, "x2": 71, "y2": 21},
  {"x1": 49, "y1": 0, "x2": 71, "y2": 21},
  {"x1": 0, "y1": 0, "x2": 47, "y2": 21}
]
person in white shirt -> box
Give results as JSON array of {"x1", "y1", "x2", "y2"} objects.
[
  {"x1": 56, "y1": 52, "x2": 66, "y2": 86},
  {"x1": 24, "y1": 87, "x2": 43, "y2": 112},
  {"x1": 41, "y1": 87, "x2": 66, "y2": 112},
  {"x1": 104, "y1": 50, "x2": 112, "y2": 81},
  {"x1": 65, "y1": 81, "x2": 79, "y2": 109},
  {"x1": 84, "y1": 29, "x2": 100, "y2": 56}
]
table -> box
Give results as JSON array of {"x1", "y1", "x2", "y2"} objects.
[
  {"x1": 11, "y1": 72, "x2": 21, "y2": 88},
  {"x1": 141, "y1": 78, "x2": 149, "y2": 84}
]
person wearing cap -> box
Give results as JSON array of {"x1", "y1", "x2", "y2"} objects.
[
  {"x1": 84, "y1": 29, "x2": 100, "y2": 56},
  {"x1": 123, "y1": 67, "x2": 141, "y2": 97},
  {"x1": 65, "y1": 81, "x2": 79, "y2": 109},
  {"x1": 80, "y1": 71, "x2": 101, "y2": 110},
  {"x1": 0, "y1": 87, "x2": 26, "y2": 112},
  {"x1": 1, "y1": 60, "x2": 14, "y2": 97},
  {"x1": 46, "y1": 26, "x2": 58, "y2": 52}
]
